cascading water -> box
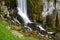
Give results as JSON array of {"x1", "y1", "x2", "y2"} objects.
[
  {"x1": 17, "y1": 0, "x2": 32, "y2": 25},
  {"x1": 56, "y1": 0, "x2": 60, "y2": 15},
  {"x1": 48, "y1": 1, "x2": 55, "y2": 14},
  {"x1": 42, "y1": 0, "x2": 55, "y2": 17},
  {"x1": 17, "y1": 0, "x2": 46, "y2": 31},
  {"x1": 16, "y1": 0, "x2": 55, "y2": 37},
  {"x1": 42, "y1": 0, "x2": 48, "y2": 17}
]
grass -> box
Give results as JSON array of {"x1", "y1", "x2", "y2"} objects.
[
  {"x1": 22, "y1": 37, "x2": 39, "y2": 40},
  {"x1": 0, "y1": 18, "x2": 39, "y2": 40},
  {"x1": 0, "y1": 19, "x2": 21, "y2": 40}
]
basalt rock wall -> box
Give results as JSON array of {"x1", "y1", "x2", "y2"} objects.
[{"x1": 1, "y1": 0, "x2": 60, "y2": 31}]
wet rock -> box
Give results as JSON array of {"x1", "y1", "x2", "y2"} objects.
[{"x1": 27, "y1": 23, "x2": 38, "y2": 31}]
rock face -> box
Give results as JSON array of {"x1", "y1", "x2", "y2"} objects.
[
  {"x1": 1, "y1": 0, "x2": 60, "y2": 40},
  {"x1": 1, "y1": 0, "x2": 60, "y2": 34},
  {"x1": 56, "y1": 0, "x2": 60, "y2": 27},
  {"x1": 29, "y1": 0, "x2": 43, "y2": 22},
  {"x1": 1, "y1": 0, "x2": 17, "y2": 9}
]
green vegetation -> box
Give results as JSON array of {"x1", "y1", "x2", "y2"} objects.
[
  {"x1": 28, "y1": 0, "x2": 43, "y2": 22},
  {"x1": 1, "y1": 0, "x2": 60, "y2": 40},
  {"x1": 0, "y1": 18, "x2": 39, "y2": 40},
  {"x1": 0, "y1": 19, "x2": 21, "y2": 40}
]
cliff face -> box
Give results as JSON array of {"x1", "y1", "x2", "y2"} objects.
[
  {"x1": 1, "y1": 0, "x2": 17, "y2": 9},
  {"x1": 1, "y1": 0, "x2": 60, "y2": 40},
  {"x1": 28, "y1": 0, "x2": 60, "y2": 32},
  {"x1": 1, "y1": 0, "x2": 60, "y2": 31},
  {"x1": 29, "y1": 0, "x2": 43, "y2": 23}
]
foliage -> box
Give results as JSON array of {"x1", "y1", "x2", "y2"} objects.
[
  {"x1": 28, "y1": 0, "x2": 43, "y2": 22},
  {"x1": 2, "y1": 0, "x2": 17, "y2": 9},
  {"x1": 0, "y1": 18, "x2": 39, "y2": 40}
]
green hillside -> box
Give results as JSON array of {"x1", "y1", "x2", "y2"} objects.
[
  {"x1": 0, "y1": 18, "x2": 39, "y2": 40},
  {"x1": 0, "y1": 19, "x2": 21, "y2": 40}
]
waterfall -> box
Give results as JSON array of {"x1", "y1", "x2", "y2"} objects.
[
  {"x1": 48, "y1": 1, "x2": 55, "y2": 15},
  {"x1": 17, "y1": 0, "x2": 32, "y2": 24},
  {"x1": 37, "y1": 24, "x2": 46, "y2": 31},
  {"x1": 42, "y1": 0, "x2": 55, "y2": 17},
  {"x1": 16, "y1": 0, "x2": 46, "y2": 31},
  {"x1": 56, "y1": 0, "x2": 60, "y2": 15},
  {"x1": 42, "y1": 0, "x2": 48, "y2": 17},
  {"x1": 16, "y1": 0, "x2": 55, "y2": 37}
]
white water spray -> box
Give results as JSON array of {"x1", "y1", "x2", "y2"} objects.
[
  {"x1": 17, "y1": 0, "x2": 46, "y2": 31},
  {"x1": 16, "y1": 0, "x2": 55, "y2": 36},
  {"x1": 17, "y1": 0, "x2": 32, "y2": 24}
]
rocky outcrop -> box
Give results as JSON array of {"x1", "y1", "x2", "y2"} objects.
[{"x1": 29, "y1": 0, "x2": 43, "y2": 23}]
